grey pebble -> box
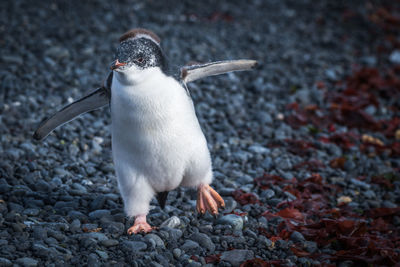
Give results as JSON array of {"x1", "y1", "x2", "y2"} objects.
[
  {"x1": 23, "y1": 208, "x2": 40, "y2": 216},
  {"x1": 181, "y1": 240, "x2": 199, "y2": 252},
  {"x1": 100, "y1": 239, "x2": 119, "y2": 247},
  {"x1": 172, "y1": 248, "x2": 182, "y2": 259},
  {"x1": 88, "y1": 209, "x2": 111, "y2": 220},
  {"x1": 260, "y1": 189, "x2": 275, "y2": 199},
  {"x1": 160, "y1": 216, "x2": 181, "y2": 228},
  {"x1": 220, "y1": 249, "x2": 254, "y2": 266},
  {"x1": 15, "y1": 257, "x2": 38, "y2": 267},
  {"x1": 218, "y1": 214, "x2": 244, "y2": 231},
  {"x1": 121, "y1": 240, "x2": 147, "y2": 252},
  {"x1": 144, "y1": 233, "x2": 165, "y2": 249},
  {"x1": 189, "y1": 232, "x2": 215, "y2": 252},
  {"x1": 290, "y1": 231, "x2": 305, "y2": 242},
  {"x1": 0, "y1": 257, "x2": 12, "y2": 267},
  {"x1": 350, "y1": 178, "x2": 371, "y2": 190}
]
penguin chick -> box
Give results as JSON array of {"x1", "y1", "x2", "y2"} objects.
[{"x1": 34, "y1": 28, "x2": 257, "y2": 235}]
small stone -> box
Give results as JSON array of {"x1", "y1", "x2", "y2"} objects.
[
  {"x1": 45, "y1": 46, "x2": 70, "y2": 59},
  {"x1": 274, "y1": 157, "x2": 292, "y2": 170},
  {"x1": 303, "y1": 241, "x2": 318, "y2": 253},
  {"x1": 70, "y1": 219, "x2": 81, "y2": 233},
  {"x1": 187, "y1": 261, "x2": 201, "y2": 267},
  {"x1": 256, "y1": 111, "x2": 273, "y2": 125},
  {"x1": 1, "y1": 55, "x2": 23, "y2": 65},
  {"x1": 0, "y1": 257, "x2": 12, "y2": 266},
  {"x1": 23, "y1": 208, "x2": 40, "y2": 216},
  {"x1": 260, "y1": 189, "x2": 275, "y2": 199},
  {"x1": 86, "y1": 232, "x2": 108, "y2": 241},
  {"x1": 160, "y1": 216, "x2": 181, "y2": 228},
  {"x1": 218, "y1": 214, "x2": 244, "y2": 231},
  {"x1": 261, "y1": 157, "x2": 273, "y2": 170},
  {"x1": 87, "y1": 253, "x2": 101, "y2": 267},
  {"x1": 389, "y1": 50, "x2": 400, "y2": 64},
  {"x1": 144, "y1": 234, "x2": 165, "y2": 249},
  {"x1": 95, "y1": 250, "x2": 109, "y2": 260},
  {"x1": 16, "y1": 257, "x2": 38, "y2": 267},
  {"x1": 100, "y1": 239, "x2": 119, "y2": 247},
  {"x1": 383, "y1": 200, "x2": 397, "y2": 208},
  {"x1": 68, "y1": 210, "x2": 88, "y2": 221},
  {"x1": 90, "y1": 195, "x2": 107, "y2": 211},
  {"x1": 337, "y1": 196, "x2": 352, "y2": 205},
  {"x1": 89, "y1": 209, "x2": 111, "y2": 220},
  {"x1": 290, "y1": 231, "x2": 305, "y2": 242},
  {"x1": 173, "y1": 248, "x2": 182, "y2": 259},
  {"x1": 220, "y1": 249, "x2": 254, "y2": 266},
  {"x1": 32, "y1": 226, "x2": 48, "y2": 240},
  {"x1": 223, "y1": 198, "x2": 237, "y2": 213},
  {"x1": 189, "y1": 233, "x2": 215, "y2": 252},
  {"x1": 166, "y1": 228, "x2": 182, "y2": 241},
  {"x1": 350, "y1": 178, "x2": 371, "y2": 190},
  {"x1": 70, "y1": 183, "x2": 87, "y2": 195},
  {"x1": 32, "y1": 243, "x2": 55, "y2": 258},
  {"x1": 181, "y1": 240, "x2": 199, "y2": 252},
  {"x1": 121, "y1": 240, "x2": 147, "y2": 252},
  {"x1": 363, "y1": 190, "x2": 376, "y2": 199},
  {"x1": 248, "y1": 145, "x2": 270, "y2": 154}
]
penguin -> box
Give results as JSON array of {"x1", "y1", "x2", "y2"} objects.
[{"x1": 34, "y1": 28, "x2": 257, "y2": 234}]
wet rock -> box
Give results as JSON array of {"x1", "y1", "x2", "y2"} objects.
[
  {"x1": 220, "y1": 249, "x2": 254, "y2": 266},
  {"x1": 15, "y1": 257, "x2": 38, "y2": 267},
  {"x1": 218, "y1": 214, "x2": 244, "y2": 231},
  {"x1": 121, "y1": 240, "x2": 147, "y2": 252}
]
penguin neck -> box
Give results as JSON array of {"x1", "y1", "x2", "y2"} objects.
[{"x1": 114, "y1": 67, "x2": 163, "y2": 86}]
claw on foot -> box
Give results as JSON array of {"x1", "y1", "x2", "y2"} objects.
[
  {"x1": 196, "y1": 184, "x2": 225, "y2": 215},
  {"x1": 127, "y1": 215, "x2": 153, "y2": 235}
]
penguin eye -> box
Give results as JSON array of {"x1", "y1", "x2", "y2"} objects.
[{"x1": 136, "y1": 57, "x2": 145, "y2": 64}]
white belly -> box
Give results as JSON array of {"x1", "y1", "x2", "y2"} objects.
[{"x1": 111, "y1": 69, "x2": 211, "y2": 192}]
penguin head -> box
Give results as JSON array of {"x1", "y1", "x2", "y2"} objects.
[{"x1": 111, "y1": 29, "x2": 166, "y2": 84}]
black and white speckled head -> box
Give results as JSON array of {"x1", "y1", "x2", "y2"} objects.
[{"x1": 111, "y1": 29, "x2": 167, "y2": 81}]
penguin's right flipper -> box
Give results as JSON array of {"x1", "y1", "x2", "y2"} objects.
[
  {"x1": 33, "y1": 86, "x2": 110, "y2": 141},
  {"x1": 180, "y1": 59, "x2": 257, "y2": 84}
]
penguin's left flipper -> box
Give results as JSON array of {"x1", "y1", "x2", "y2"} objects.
[
  {"x1": 180, "y1": 59, "x2": 257, "y2": 84},
  {"x1": 33, "y1": 86, "x2": 110, "y2": 141}
]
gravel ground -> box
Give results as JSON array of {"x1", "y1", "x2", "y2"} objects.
[{"x1": 1, "y1": 0, "x2": 400, "y2": 266}]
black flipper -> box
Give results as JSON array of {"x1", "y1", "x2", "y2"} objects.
[
  {"x1": 33, "y1": 72, "x2": 113, "y2": 141},
  {"x1": 156, "y1": 191, "x2": 169, "y2": 209}
]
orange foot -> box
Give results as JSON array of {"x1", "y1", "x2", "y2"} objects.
[
  {"x1": 127, "y1": 214, "x2": 153, "y2": 235},
  {"x1": 196, "y1": 184, "x2": 225, "y2": 215}
]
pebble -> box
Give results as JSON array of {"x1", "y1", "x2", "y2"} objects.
[
  {"x1": 181, "y1": 240, "x2": 200, "y2": 252},
  {"x1": 23, "y1": 208, "x2": 40, "y2": 216},
  {"x1": 15, "y1": 257, "x2": 38, "y2": 267},
  {"x1": 88, "y1": 209, "x2": 111, "y2": 220},
  {"x1": 0, "y1": 257, "x2": 12, "y2": 266},
  {"x1": 160, "y1": 216, "x2": 181, "y2": 228},
  {"x1": 144, "y1": 234, "x2": 165, "y2": 249},
  {"x1": 350, "y1": 178, "x2": 371, "y2": 190},
  {"x1": 389, "y1": 50, "x2": 400, "y2": 64},
  {"x1": 220, "y1": 250, "x2": 254, "y2": 266},
  {"x1": 172, "y1": 248, "x2": 182, "y2": 259},
  {"x1": 218, "y1": 214, "x2": 244, "y2": 231},
  {"x1": 121, "y1": 241, "x2": 147, "y2": 252},
  {"x1": 260, "y1": 189, "x2": 275, "y2": 199},
  {"x1": 290, "y1": 231, "x2": 305, "y2": 242},
  {"x1": 100, "y1": 239, "x2": 119, "y2": 247},
  {"x1": 189, "y1": 232, "x2": 215, "y2": 252}
]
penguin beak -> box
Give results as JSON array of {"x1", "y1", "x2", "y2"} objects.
[{"x1": 110, "y1": 59, "x2": 127, "y2": 70}]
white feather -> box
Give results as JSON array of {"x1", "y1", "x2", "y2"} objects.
[{"x1": 111, "y1": 66, "x2": 212, "y2": 217}]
